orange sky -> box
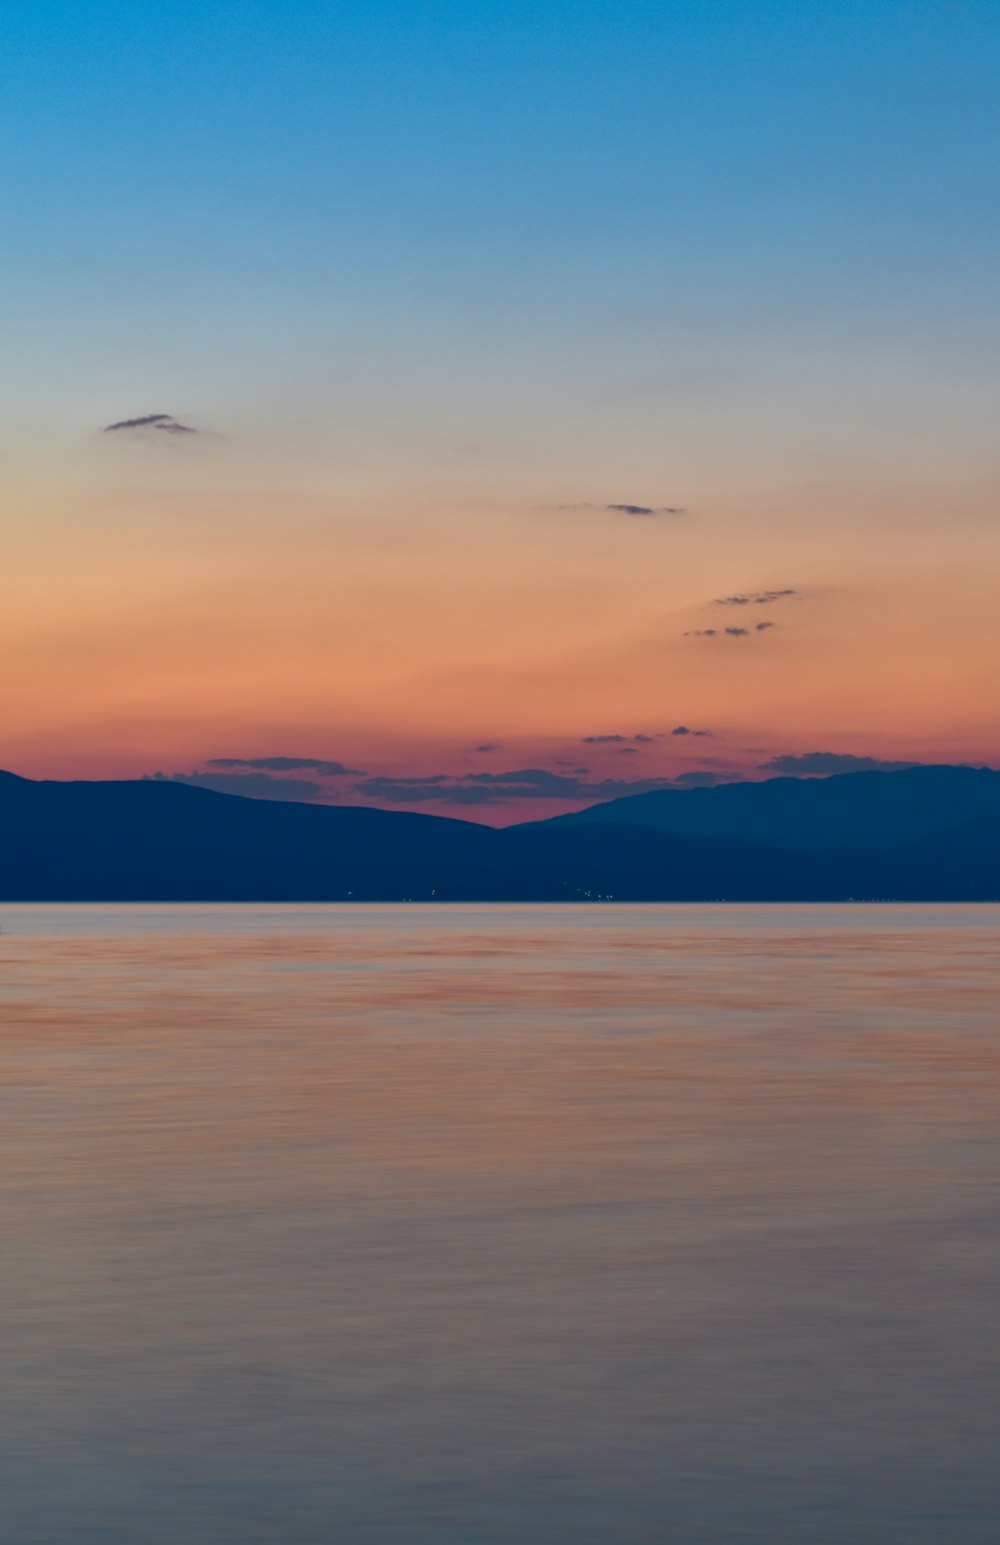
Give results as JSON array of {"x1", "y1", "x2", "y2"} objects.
[
  {"x1": 5, "y1": 0, "x2": 999, "y2": 820},
  {"x1": 4, "y1": 419, "x2": 999, "y2": 822}
]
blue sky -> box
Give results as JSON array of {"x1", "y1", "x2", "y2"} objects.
[{"x1": 5, "y1": 0, "x2": 998, "y2": 427}]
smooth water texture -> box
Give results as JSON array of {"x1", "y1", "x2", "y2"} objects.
[{"x1": 1, "y1": 904, "x2": 998, "y2": 1545}]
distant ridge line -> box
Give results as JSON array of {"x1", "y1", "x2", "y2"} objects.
[{"x1": 0, "y1": 765, "x2": 999, "y2": 900}]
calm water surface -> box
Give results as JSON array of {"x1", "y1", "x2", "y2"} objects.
[{"x1": 1, "y1": 904, "x2": 998, "y2": 1544}]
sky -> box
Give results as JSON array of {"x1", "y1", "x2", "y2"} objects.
[{"x1": 3, "y1": 0, "x2": 999, "y2": 821}]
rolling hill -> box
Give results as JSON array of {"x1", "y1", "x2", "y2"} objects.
[
  {"x1": 1, "y1": 767, "x2": 998, "y2": 901},
  {"x1": 529, "y1": 765, "x2": 1000, "y2": 852}
]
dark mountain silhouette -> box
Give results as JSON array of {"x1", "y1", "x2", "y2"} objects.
[
  {"x1": 530, "y1": 765, "x2": 1000, "y2": 852},
  {"x1": 0, "y1": 771, "x2": 498, "y2": 902},
  {"x1": 861, "y1": 818, "x2": 1000, "y2": 901},
  {"x1": 0, "y1": 767, "x2": 998, "y2": 901}
]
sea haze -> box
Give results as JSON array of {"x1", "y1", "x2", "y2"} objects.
[{"x1": 2, "y1": 903, "x2": 998, "y2": 1545}]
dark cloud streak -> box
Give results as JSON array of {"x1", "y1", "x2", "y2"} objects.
[
  {"x1": 354, "y1": 767, "x2": 691, "y2": 805},
  {"x1": 208, "y1": 756, "x2": 366, "y2": 776},
  {"x1": 606, "y1": 503, "x2": 686, "y2": 517},
  {"x1": 104, "y1": 413, "x2": 197, "y2": 435},
  {"x1": 152, "y1": 770, "x2": 323, "y2": 801},
  {"x1": 759, "y1": 752, "x2": 922, "y2": 777},
  {"x1": 554, "y1": 502, "x2": 686, "y2": 517},
  {"x1": 582, "y1": 732, "x2": 659, "y2": 744},
  {"x1": 684, "y1": 626, "x2": 771, "y2": 639},
  {"x1": 714, "y1": 589, "x2": 795, "y2": 607}
]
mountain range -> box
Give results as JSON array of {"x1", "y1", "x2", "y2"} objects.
[{"x1": 1, "y1": 765, "x2": 999, "y2": 901}]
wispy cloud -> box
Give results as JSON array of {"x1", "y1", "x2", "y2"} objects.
[
  {"x1": 671, "y1": 725, "x2": 712, "y2": 737},
  {"x1": 150, "y1": 770, "x2": 323, "y2": 801},
  {"x1": 582, "y1": 732, "x2": 658, "y2": 744},
  {"x1": 673, "y1": 770, "x2": 730, "y2": 787},
  {"x1": 759, "y1": 752, "x2": 921, "y2": 777},
  {"x1": 554, "y1": 502, "x2": 686, "y2": 517},
  {"x1": 684, "y1": 626, "x2": 771, "y2": 639},
  {"x1": 714, "y1": 589, "x2": 795, "y2": 607},
  {"x1": 207, "y1": 756, "x2": 366, "y2": 775},
  {"x1": 158, "y1": 752, "x2": 736, "y2": 811},
  {"x1": 152, "y1": 754, "x2": 366, "y2": 803},
  {"x1": 353, "y1": 767, "x2": 689, "y2": 805},
  {"x1": 104, "y1": 413, "x2": 197, "y2": 435},
  {"x1": 606, "y1": 503, "x2": 686, "y2": 517}
]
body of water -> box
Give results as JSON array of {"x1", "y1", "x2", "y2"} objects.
[{"x1": 1, "y1": 904, "x2": 998, "y2": 1543}]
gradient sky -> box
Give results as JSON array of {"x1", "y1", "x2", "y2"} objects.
[{"x1": 3, "y1": 0, "x2": 999, "y2": 820}]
